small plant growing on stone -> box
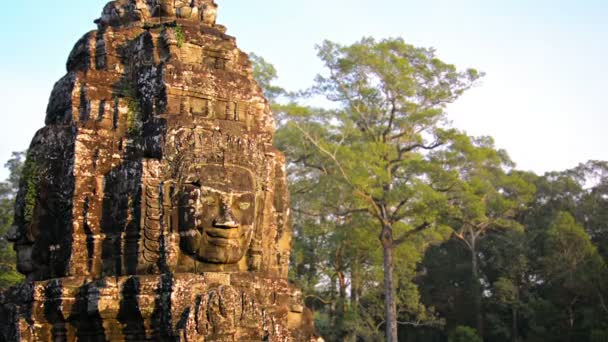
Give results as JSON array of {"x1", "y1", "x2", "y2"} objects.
[
  {"x1": 175, "y1": 25, "x2": 185, "y2": 48},
  {"x1": 121, "y1": 82, "x2": 142, "y2": 136}
]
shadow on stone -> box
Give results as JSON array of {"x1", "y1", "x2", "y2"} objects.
[
  {"x1": 150, "y1": 274, "x2": 175, "y2": 341},
  {"x1": 69, "y1": 280, "x2": 107, "y2": 342},
  {"x1": 100, "y1": 157, "x2": 143, "y2": 276},
  {"x1": 117, "y1": 277, "x2": 147, "y2": 340},
  {"x1": 43, "y1": 280, "x2": 67, "y2": 341}
]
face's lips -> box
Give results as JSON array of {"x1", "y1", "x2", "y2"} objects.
[
  {"x1": 180, "y1": 228, "x2": 241, "y2": 243},
  {"x1": 181, "y1": 224, "x2": 252, "y2": 248},
  {"x1": 206, "y1": 227, "x2": 240, "y2": 239},
  {"x1": 212, "y1": 220, "x2": 239, "y2": 228},
  {"x1": 206, "y1": 236, "x2": 236, "y2": 247}
]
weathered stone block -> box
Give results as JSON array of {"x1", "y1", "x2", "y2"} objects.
[{"x1": 1, "y1": 274, "x2": 315, "y2": 341}]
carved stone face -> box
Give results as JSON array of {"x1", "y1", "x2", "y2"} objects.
[{"x1": 178, "y1": 165, "x2": 256, "y2": 264}]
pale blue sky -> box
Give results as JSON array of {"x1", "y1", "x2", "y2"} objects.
[{"x1": 1, "y1": 1, "x2": 607, "y2": 179}]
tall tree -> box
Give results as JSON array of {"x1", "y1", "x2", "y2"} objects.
[
  {"x1": 0, "y1": 152, "x2": 26, "y2": 290},
  {"x1": 281, "y1": 37, "x2": 481, "y2": 340},
  {"x1": 568, "y1": 161, "x2": 608, "y2": 261},
  {"x1": 485, "y1": 230, "x2": 533, "y2": 342},
  {"x1": 539, "y1": 212, "x2": 606, "y2": 342},
  {"x1": 436, "y1": 136, "x2": 535, "y2": 337}
]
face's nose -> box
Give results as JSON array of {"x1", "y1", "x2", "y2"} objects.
[
  {"x1": 212, "y1": 196, "x2": 239, "y2": 228},
  {"x1": 5, "y1": 225, "x2": 20, "y2": 242}
]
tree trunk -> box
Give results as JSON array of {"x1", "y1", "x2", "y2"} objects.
[
  {"x1": 511, "y1": 307, "x2": 518, "y2": 342},
  {"x1": 329, "y1": 274, "x2": 338, "y2": 328},
  {"x1": 347, "y1": 254, "x2": 361, "y2": 342},
  {"x1": 351, "y1": 254, "x2": 361, "y2": 306},
  {"x1": 471, "y1": 244, "x2": 484, "y2": 338},
  {"x1": 567, "y1": 304, "x2": 575, "y2": 342},
  {"x1": 338, "y1": 271, "x2": 347, "y2": 312},
  {"x1": 381, "y1": 225, "x2": 398, "y2": 342},
  {"x1": 337, "y1": 270, "x2": 347, "y2": 338}
]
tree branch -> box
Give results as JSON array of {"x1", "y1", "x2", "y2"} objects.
[
  {"x1": 304, "y1": 294, "x2": 334, "y2": 305},
  {"x1": 396, "y1": 319, "x2": 444, "y2": 327},
  {"x1": 382, "y1": 97, "x2": 397, "y2": 142},
  {"x1": 393, "y1": 221, "x2": 431, "y2": 247},
  {"x1": 388, "y1": 140, "x2": 444, "y2": 170},
  {"x1": 389, "y1": 197, "x2": 411, "y2": 222},
  {"x1": 398, "y1": 141, "x2": 444, "y2": 154},
  {"x1": 328, "y1": 207, "x2": 370, "y2": 217},
  {"x1": 375, "y1": 318, "x2": 443, "y2": 331},
  {"x1": 292, "y1": 155, "x2": 329, "y2": 174},
  {"x1": 454, "y1": 228, "x2": 474, "y2": 250},
  {"x1": 293, "y1": 122, "x2": 383, "y2": 220}
]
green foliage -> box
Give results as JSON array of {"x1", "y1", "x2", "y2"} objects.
[
  {"x1": 567, "y1": 161, "x2": 608, "y2": 261},
  {"x1": 419, "y1": 162, "x2": 608, "y2": 342},
  {"x1": 249, "y1": 52, "x2": 285, "y2": 102},
  {"x1": 0, "y1": 266, "x2": 23, "y2": 290},
  {"x1": 273, "y1": 37, "x2": 481, "y2": 340},
  {"x1": 253, "y1": 45, "x2": 608, "y2": 341},
  {"x1": 542, "y1": 211, "x2": 600, "y2": 283},
  {"x1": 448, "y1": 326, "x2": 482, "y2": 342},
  {"x1": 174, "y1": 25, "x2": 185, "y2": 48},
  {"x1": 591, "y1": 329, "x2": 608, "y2": 342},
  {"x1": 433, "y1": 133, "x2": 536, "y2": 336},
  {"x1": 3, "y1": 152, "x2": 25, "y2": 191},
  {"x1": 0, "y1": 152, "x2": 26, "y2": 289},
  {"x1": 494, "y1": 277, "x2": 518, "y2": 305}
]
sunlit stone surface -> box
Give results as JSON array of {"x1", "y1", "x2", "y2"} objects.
[{"x1": 0, "y1": 1, "x2": 318, "y2": 340}]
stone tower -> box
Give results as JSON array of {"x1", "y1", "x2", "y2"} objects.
[{"x1": 0, "y1": 1, "x2": 317, "y2": 340}]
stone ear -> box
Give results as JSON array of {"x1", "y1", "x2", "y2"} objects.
[{"x1": 247, "y1": 237, "x2": 263, "y2": 271}]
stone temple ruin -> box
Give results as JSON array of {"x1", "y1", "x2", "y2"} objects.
[{"x1": 0, "y1": 1, "x2": 317, "y2": 340}]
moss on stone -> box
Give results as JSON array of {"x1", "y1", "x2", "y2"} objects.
[
  {"x1": 126, "y1": 98, "x2": 141, "y2": 136},
  {"x1": 21, "y1": 155, "x2": 37, "y2": 224}
]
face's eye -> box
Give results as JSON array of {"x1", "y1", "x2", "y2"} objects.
[{"x1": 238, "y1": 202, "x2": 251, "y2": 210}]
